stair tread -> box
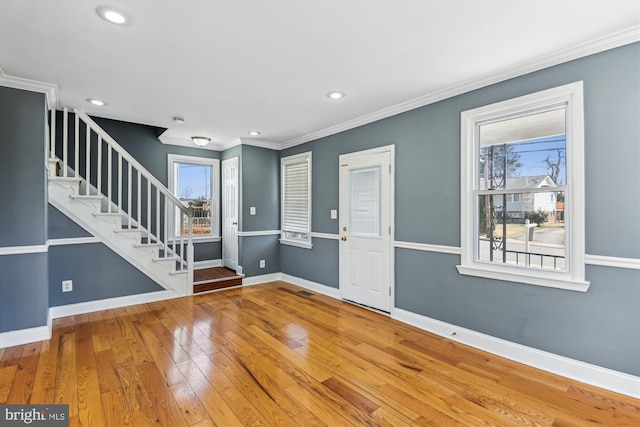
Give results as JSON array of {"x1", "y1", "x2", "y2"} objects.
[
  {"x1": 94, "y1": 212, "x2": 124, "y2": 217},
  {"x1": 153, "y1": 256, "x2": 181, "y2": 262},
  {"x1": 134, "y1": 242, "x2": 162, "y2": 248},
  {"x1": 70, "y1": 194, "x2": 103, "y2": 199},
  {"x1": 50, "y1": 176, "x2": 82, "y2": 182}
]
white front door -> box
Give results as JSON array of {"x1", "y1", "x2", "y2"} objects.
[
  {"x1": 222, "y1": 157, "x2": 239, "y2": 270},
  {"x1": 339, "y1": 147, "x2": 393, "y2": 312}
]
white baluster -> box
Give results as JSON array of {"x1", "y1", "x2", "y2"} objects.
[
  {"x1": 137, "y1": 170, "x2": 141, "y2": 229},
  {"x1": 97, "y1": 135, "x2": 102, "y2": 195},
  {"x1": 85, "y1": 124, "x2": 91, "y2": 195},
  {"x1": 156, "y1": 187, "x2": 160, "y2": 245},
  {"x1": 107, "y1": 146, "x2": 112, "y2": 213},
  {"x1": 74, "y1": 114, "x2": 79, "y2": 177},
  {"x1": 63, "y1": 108, "x2": 68, "y2": 177},
  {"x1": 127, "y1": 162, "x2": 132, "y2": 229},
  {"x1": 118, "y1": 154, "x2": 122, "y2": 212},
  {"x1": 164, "y1": 198, "x2": 169, "y2": 257},
  {"x1": 147, "y1": 180, "x2": 151, "y2": 234},
  {"x1": 50, "y1": 109, "x2": 56, "y2": 160}
]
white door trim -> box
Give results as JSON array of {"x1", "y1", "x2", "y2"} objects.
[{"x1": 338, "y1": 144, "x2": 395, "y2": 313}]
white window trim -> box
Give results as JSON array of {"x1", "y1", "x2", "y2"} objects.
[
  {"x1": 167, "y1": 154, "x2": 220, "y2": 240},
  {"x1": 280, "y1": 151, "x2": 313, "y2": 249},
  {"x1": 458, "y1": 81, "x2": 589, "y2": 292}
]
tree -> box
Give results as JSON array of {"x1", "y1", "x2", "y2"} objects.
[
  {"x1": 180, "y1": 185, "x2": 193, "y2": 199},
  {"x1": 528, "y1": 209, "x2": 549, "y2": 226},
  {"x1": 543, "y1": 149, "x2": 564, "y2": 184},
  {"x1": 480, "y1": 144, "x2": 523, "y2": 189}
]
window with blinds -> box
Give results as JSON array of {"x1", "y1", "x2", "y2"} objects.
[{"x1": 281, "y1": 152, "x2": 312, "y2": 248}]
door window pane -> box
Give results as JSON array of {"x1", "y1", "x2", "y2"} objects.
[{"x1": 350, "y1": 167, "x2": 381, "y2": 236}]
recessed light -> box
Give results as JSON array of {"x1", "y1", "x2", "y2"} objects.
[
  {"x1": 96, "y1": 6, "x2": 129, "y2": 25},
  {"x1": 191, "y1": 136, "x2": 211, "y2": 147},
  {"x1": 86, "y1": 98, "x2": 107, "y2": 106},
  {"x1": 327, "y1": 91, "x2": 345, "y2": 100},
  {"x1": 248, "y1": 130, "x2": 261, "y2": 137}
]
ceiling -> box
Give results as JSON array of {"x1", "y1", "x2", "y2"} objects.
[{"x1": 1, "y1": 1, "x2": 638, "y2": 151}]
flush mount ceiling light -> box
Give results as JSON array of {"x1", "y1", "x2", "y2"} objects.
[
  {"x1": 326, "y1": 91, "x2": 346, "y2": 100},
  {"x1": 172, "y1": 116, "x2": 185, "y2": 124},
  {"x1": 96, "y1": 6, "x2": 129, "y2": 25},
  {"x1": 191, "y1": 136, "x2": 211, "y2": 147},
  {"x1": 86, "y1": 98, "x2": 107, "y2": 106},
  {"x1": 248, "y1": 130, "x2": 261, "y2": 137}
]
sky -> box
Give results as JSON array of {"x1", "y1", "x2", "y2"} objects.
[{"x1": 177, "y1": 163, "x2": 211, "y2": 200}]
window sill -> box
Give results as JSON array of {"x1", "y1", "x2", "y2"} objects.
[
  {"x1": 456, "y1": 264, "x2": 590, "y2": 292},
  {"x1": 279, "y1": 238, "x2": 313, "y2": 250}
]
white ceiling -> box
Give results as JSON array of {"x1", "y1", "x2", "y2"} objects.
[{"x1": 1, "y1": 0, "x2": 638, "y2": 150}]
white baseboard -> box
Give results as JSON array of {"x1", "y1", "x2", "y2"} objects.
[
  {"x1": 392, "y1": 308, "x2": 640, "y2": 399},
  {"x1": 49, "y1": 290, "x2": 178, "y2": 319},
  {"x1": 279, "y1": 273, "x2": 341, "y2": 299},
  {"x1": 194, "y1": 259, "x2": 222, "y2": 269},
  {"x1": 242, "y1": 273, "x2": 282, "y2": 286},
  {"x1": 0, "y1": 314, "x2": 52, "y2": 348}
]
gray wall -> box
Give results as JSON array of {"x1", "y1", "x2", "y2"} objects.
[
  {"x1": 47, "y1": 203, "x2": 166, "y2": 306},
  {"x1": 280, "y1": 43, "x2": 640, "y2": 376},
  {"x1": 49, "y1": 243, "x2": 163, "y2": 306},
  {"x1": 0, "y1": 87, "x2": 49, "y2": 332},
  {"x1": 238, "y1": 145, "x2": 280, "y2": 276}
]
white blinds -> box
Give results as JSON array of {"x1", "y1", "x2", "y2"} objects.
[
  {"x1": 282, "y1": 156, "x2": 310, "y2": 234},
  {"x1": 349, "y1": 167, "x2": 381, "y2": 236}
]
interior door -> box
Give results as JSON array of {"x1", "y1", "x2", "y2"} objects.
[
  {"x1": 222, "y1": 157, "x2": 239, "y2": 270},
  {"x1": 339, "y1": 149, "x2": 393, "y2": 312}
]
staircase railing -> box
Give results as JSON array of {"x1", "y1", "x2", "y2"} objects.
[{"x1": 48, "y1": 108, "x2": 194, "y2": 292}]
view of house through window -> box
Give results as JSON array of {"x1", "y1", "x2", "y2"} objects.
[
  {"x1": 477, "y1": 108, "x2": 567, "y2": 270},
  {"x1": 175, "y1": 162, "x2": 213, "y2": 235},
  {"x1": 168, "y1": 154, "x2": 219, "y2": 239}
]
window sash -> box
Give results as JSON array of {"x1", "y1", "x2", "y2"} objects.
[{"x1": 281, "y1": 153, "x2": 311, "y2": 243}]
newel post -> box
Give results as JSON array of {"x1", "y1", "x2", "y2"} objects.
[{"x1": 187, "y1": 204, "x2": 195, "y2": 296}]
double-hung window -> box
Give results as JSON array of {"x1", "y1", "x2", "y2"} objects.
[
  {"x1": 280, "y1": 152, "x2": 312, "y2": 248},
  {"x1": 458, "y1": 82, "x2": 589, "y2": 291},
  {"x1": 168, "y1": 154, "x2": 220, "y2": 240}
]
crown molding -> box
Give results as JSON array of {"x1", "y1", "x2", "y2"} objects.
[
  {"x1": 212, "y1": 136, "x2": 284, "y2": 152},
  {"x1": 158, "y1": 135, "x2": 225, "y2": 151},
  {"x1": 280, "y1": 25, "x2": 640, "y2": 150},
  {"x1": 0, "y1": 67, "x2": 58, "y2": 110},
  {"x1": 239, "y1": 137, "x2": 282, "y2": 151},
  {"x1": 219, "y1": 137, "x2": 242, "y2": 151}
]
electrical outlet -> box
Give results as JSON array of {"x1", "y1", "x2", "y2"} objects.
[
  {"x1": 259, "y1": 259, "x2": 265, "y2": 268},
  {"x1": 62, "y1": 280, "x2": 73, "y2": 292}
]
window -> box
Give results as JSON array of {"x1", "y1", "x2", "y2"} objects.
[
  {"x1": 281, "y1": 152, "x2": 312, "y2": 248},
  {"x1": 168, "y1": 154, "x2": 220, "y2": 240},
  {"x1": 458, "y1": 82, "x2": 589, "y2": 291}
]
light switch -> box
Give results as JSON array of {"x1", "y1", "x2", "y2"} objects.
[
  {"x1": 250, "y1": 206, "x2": 256, "y2": 215},
  {"x1": 330, "y1": 209, "x2": 337, "y2": 219}
]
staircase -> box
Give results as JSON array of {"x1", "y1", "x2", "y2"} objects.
[{"x1": 47, "y1": 109, "x2": 194, "y2": 296}]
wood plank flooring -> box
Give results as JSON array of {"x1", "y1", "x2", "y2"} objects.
[{"x1": 1, "y1": 281, "x2": 638, "y2": 426}]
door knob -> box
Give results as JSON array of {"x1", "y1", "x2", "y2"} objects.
[
  {"x1": 232, "y1": 222, "x2": 237, "y2": 225},
  {"x1": 341, "y1": 236, "x2": 347, "y2": 241}
]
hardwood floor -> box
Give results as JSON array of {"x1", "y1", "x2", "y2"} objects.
[{"x1": 1, "y1": 281, "x2": 638, "y2": 426}]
